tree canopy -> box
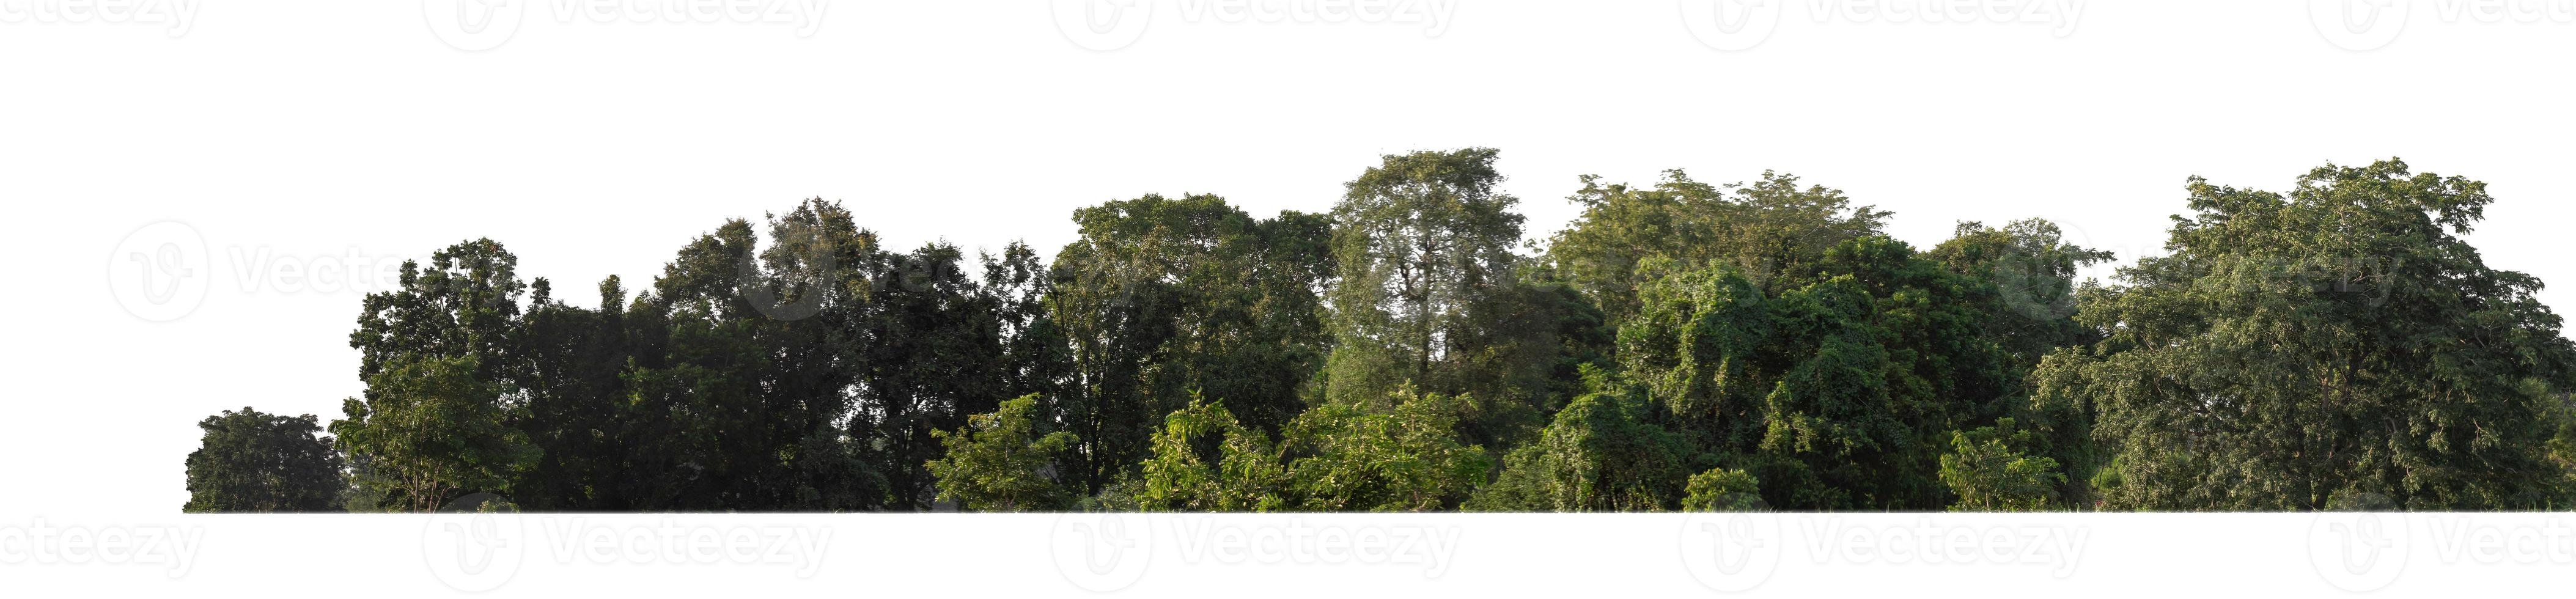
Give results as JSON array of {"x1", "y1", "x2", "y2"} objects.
[{"x1": 190, "y1": 154, "x2": 2576, "y2": 513}]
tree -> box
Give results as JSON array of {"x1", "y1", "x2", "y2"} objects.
[
  {"x1": 848, "y1": 240, "x2": 1015, "y2": 509},
  {"x1": 1924, "y1": 219, "x2": 2114, "y2": 505},
  {"x1": 1614, "y1": 237, "x2": 2018, "y2": 510},
  {"x1": 1134, "y1": 395, "x2": 1290, "y2": 512},
  {"x1": 331, "y1": 355, "x2": 537, "y2": 513},
  {"x1": 2037, "y1": 160, "x2": 2576, "y2": 510},
  {"x1": 508, "y1": 276, "x2": 635, "y2": 510},
  {"x1": 1680, "y1": 468, "x2": 1764, "y2": 512},
  {"x1": 1547, "y1": 169, "x2": 1890, "y2": 323},
  {"x1": 1279, "y1": 388, "x2": 1490, "y2": 512},
  {"x1": 1468, "y1": 373, "x2": 1701, "y2": 512},
  {"x1": 183, "y1": 408, "x2": 345, "y2": 513},
  {"x1": 928, "y1": 395, "x2": 1081, "y2": 512},
  {"x1": 348, "y1": 239, "x2": 527, "y2": 383},
  {"x1": 1925, "y1": 219, "x2": 2116, "y2": 366},
  {"x1": 1938, "y1": 418, "x2": 2063, "y2": 512},
  {"x1": 1047, "y1": 194, "x2": 1333, "y2": 494},
  {"x1": 1323, "y1": 148, "x2": 1526, "y2": 404}
]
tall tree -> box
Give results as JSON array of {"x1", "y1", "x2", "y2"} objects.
[
  {"x1": 335, "y1": 240, "x2": 539, "y2": 512},
  {"x1": 1046, "y1": 193, "x2": 1333, "y2": 493},
  {"x1": 2038, "y1": 160, "x2": 2576, "y2": 510},
  {"x1": 1323, "y1": 148, "x2": 1550, "y2": 446}
]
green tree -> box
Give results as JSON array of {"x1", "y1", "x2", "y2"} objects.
[
  {"x1": 928, "y1": 395, "x2": 1081, "y2": 512},
  {"x1": 1925, "y1": 219, "x2": 2116, "y2": 365},
  {"x1": 1135, "y1": 395, "x2": 1290, "y2": 512},
  {"x1": 1468, "y1": 375, "x2": 1701, "y2": 512},
  {"x1": 1680, "y1": 468, "x2": 1764, "y2": 512},
  {"x1": 331, "y1": 355, "x2": 537, "y2": 513},
  {"x1": 1279, "y1": 388, "x2": 1490, "y2": 512},
  {"x1": 1324, "y1": 149, "x2": 1526, "y2": 400},
  {"x1": 1547, "y1": 169, "x2": 1890, "y2": 322},
  {"x1": 1047, "y1": 193, "x2": 1333, "y2": 494},
  {"x1": 2037, "y1": 160, "x2": 2576, "y2": 510},
  {"x1": 183, "y1": 408, "x2": 346, "y2": 513},
  {"x1": 1616, "y1": 237, "x2": 2018, "y2": 510},
  {"x1": 1938, "y1": 418, "x2": 2063, "y2": 512}
]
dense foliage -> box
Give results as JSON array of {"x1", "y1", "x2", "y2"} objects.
[
  {"x1": 186, "y1": 153, "x2": 2576, "y2": 512},
  {"x1": 183, "y1": 408, "x2": 345, "y2": 513}
]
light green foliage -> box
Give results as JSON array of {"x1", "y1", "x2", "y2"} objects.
[
  {"x1": 331, "y1": 355, "x2": 537, "y2": 513},
  {"x1": 1938, "y1": 418, "x2": 2063, "y2": 512},
  {"x1": 183, "y1": 408, "x2": 346, "y2": 513},
  {"x1": 1136, "y1": 389, "x2": 1492, "y2": 512},
  {"x1": 1547, "y1": 169, "x2": 1890, "y2": 322},
  {"x1": 1680, "y1": 468, "x2": 1764, "y2": 512},
  {"x1": 2037, "y1": 160, "x2": 2576, "y2": 510},
  {"x1": 928, "y1": 395, "x2": 1081, "y2": 512},
  {"x1": 1136, "y1": 396, "x2": 1290, "y2": 511},
  {"x1": 1281, "y1": 388, "x2": 1491, "y2": 512}
]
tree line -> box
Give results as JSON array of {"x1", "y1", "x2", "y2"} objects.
[{"x1": 182, "y1": 150, "x2": 2576, "y2": 513}]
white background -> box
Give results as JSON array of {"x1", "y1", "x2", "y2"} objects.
[{"x1": 6, "y1": 0, "x2": 2574, "y2": 595}]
